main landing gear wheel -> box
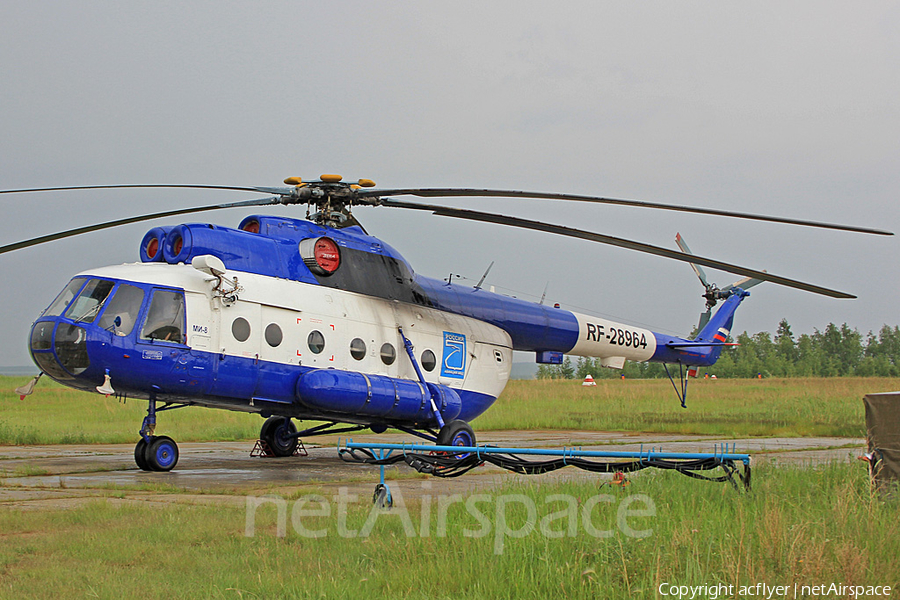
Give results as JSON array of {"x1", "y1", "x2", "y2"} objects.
[
  {"x1": 134, "y1": 435, "x2": 179, "y2": 471},
  {"x1": 134, "y1": 438, "x2": 150, "y2": 471},
  {"x1": 437, "y1": 419, "x2": 476, "y2": 458},
  {"x1": 146, "y1": 436, "x2": 179, "y2": 471},
  {"x1": 260, "y1": 416, "x2": 298, "y2": 457}
]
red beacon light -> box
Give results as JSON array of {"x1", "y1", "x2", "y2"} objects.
[{"x1": 300, "y1": 237, "x2": 341, "y2": 276}]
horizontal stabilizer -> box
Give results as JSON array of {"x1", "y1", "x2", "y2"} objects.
[{"x1": 666, "y1": 341, "x2": 739, "y2": 348}]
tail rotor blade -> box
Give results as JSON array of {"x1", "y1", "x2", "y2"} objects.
[
  {"x1": 675, "y1": 232, "x2": 710, "y2": 288},
  {"x1": 723, "y1": 274, "x2": 766, "y2": 292},
  {"x1": 697, "y1": 310, "x2": 712, "y2": 332}
]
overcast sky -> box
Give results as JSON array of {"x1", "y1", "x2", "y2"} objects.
[{"x1": 0, "y1": 1, "x2": 897, "y2": 367}]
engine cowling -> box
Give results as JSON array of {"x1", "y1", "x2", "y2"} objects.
[{"x1": 139, "y1": 226, "x2": 173, "y2": 262}]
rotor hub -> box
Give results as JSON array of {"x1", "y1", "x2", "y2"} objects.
[{"x1": 279, "y1": 175, "x2": 379, "y2": 227}]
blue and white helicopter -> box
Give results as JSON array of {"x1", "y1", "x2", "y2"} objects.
[{"x1": 2, "y1": 177, "x2": 890, "y2": 471}]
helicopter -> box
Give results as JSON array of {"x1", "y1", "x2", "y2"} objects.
[{"x1": 1, "y1": 176, "x2": 892, "y2": 472}]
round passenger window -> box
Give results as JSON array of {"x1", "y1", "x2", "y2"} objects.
[
  {"x1": 421, "y1": 349, "x2": 436, "y2": 372},
  {"x1": 350, "y1": 338, "x2": 366, "y2": 361},
  {"x1": 265, "y1": 323, "x2": 283, "y2": 347},
  {"x1": 380, "y1": 342, "x2": 396, "y2": 365},
  {"x1": 232, "y1": 317, "x2": 251, "y2": 342},
  {"x1": 308, "y1": 330, "x2": 325, "y2": 354}
]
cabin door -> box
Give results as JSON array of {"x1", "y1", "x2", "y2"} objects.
[{"x1": 211, "y1": 301, "x2": 261, "y2": 400}]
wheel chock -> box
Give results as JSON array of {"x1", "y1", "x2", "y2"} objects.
[{"x1": 251, "y1": 439, "x2": 308, "y2": 457}]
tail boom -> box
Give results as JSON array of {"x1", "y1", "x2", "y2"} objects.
[{"x1": 566, "y1": 289, "x2": 748, "y2": 369}]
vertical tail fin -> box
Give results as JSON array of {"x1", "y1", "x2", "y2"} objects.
[{"x1": 693, "y1": 289, "x2": 749, "y2": 361}]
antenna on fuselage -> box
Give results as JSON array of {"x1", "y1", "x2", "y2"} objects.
[
  {"x1": 539, "y1": 281, "x2": 550, "y2": 305},
  {"x1": 474, "y1": 261, "x2": 495, "y2": 289}
]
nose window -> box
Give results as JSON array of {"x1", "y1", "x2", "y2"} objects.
[
  {"x1": 141, "y1": 289, "x2": 186, "y2": 343},
  {"x1": 30, "y1": 321, "x2": 54, "y2": 351},
  {"x1": 97, "y1": 284, "x2": 146, "y2": 336},
  {"x1": 55, "y1": 323, "x2": 90, "y2": 375}
]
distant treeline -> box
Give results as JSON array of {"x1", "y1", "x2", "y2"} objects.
[{"x1": 537, "y1": 320, "x2": 900, "y2": 379}]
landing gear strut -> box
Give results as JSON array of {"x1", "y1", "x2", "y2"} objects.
[{"x1": 134, "y1": 395, "x2": 183, "y2": 472}]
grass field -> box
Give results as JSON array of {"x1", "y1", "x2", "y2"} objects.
[
  {"x1": 0, "y1": 461, "x2": 896, "y2": 599},
  {"x1": 476, "y1": 377, "x2": 899, "y2": 438},
  {"x1": 2, "y1": 376, "x2": 898, "y2": 597},
  {"x1": 0, "y1": 376, "x2": 895, "y2": 445}
]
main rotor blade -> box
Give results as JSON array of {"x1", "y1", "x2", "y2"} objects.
[
  {"x1": 380, "y1": 199, "x2": 856, "y2": 299},
  {"x1": 364, "y1": 188, "x2": 892, "y2": 236},
  {"x1": 0, "y1": 196, "x2": 281, "y2": 255},
  {"x1": 0, "y1": 184, "x2": 292, "y2": 195}
]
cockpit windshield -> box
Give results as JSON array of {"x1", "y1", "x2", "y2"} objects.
[
  {"x1": 44, "y1": 277, "x2": 88, "y2": 317},
  {"x1": 64, "y1": 279, "x2": 115, "y2": 323},
  {"x1": 97, "y1": 284, "x2": 145, "y2": 336}
]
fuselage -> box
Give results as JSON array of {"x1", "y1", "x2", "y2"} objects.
[{"x1": 28, "y1": 214, "x2": 743, "y2": 429}]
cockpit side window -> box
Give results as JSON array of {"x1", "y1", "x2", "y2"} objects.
[
  {"x1": 44, "y1": 277, "x2": 88, "y2": 317},
  {"x1": 97, "y1": 284, "x2": 146, "y2": 336},
  {"x1": 64, "y1": 279, "x2": 115, "y2": 323},
  {"x1": 140, "y1": 289, "x2": 186, "y2": 343}
]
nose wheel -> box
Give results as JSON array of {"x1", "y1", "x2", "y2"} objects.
[{"x1": 133, "y1": 395, "x2": 181, "y2": 471}]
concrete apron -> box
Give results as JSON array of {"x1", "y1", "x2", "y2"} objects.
[{"x1": 0, "y1": 431, "x2": 865, "y2": 510}]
